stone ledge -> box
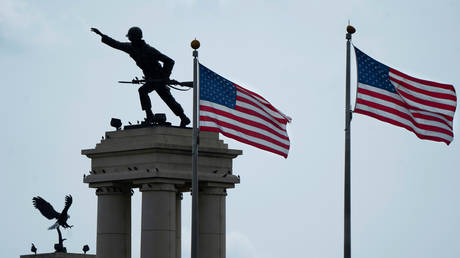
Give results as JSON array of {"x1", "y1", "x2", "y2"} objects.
[
  {"x1": 84, "y1": 170, "x2": 239, "y2": 185},
  {"x1": 82, "y1": 127, "x2": 232, "y2": 154},
  {"x1": 21, "y1": 253, "x2": 95, "y2": 258},
  {"x1": 82, "y1": 144, "x2": 242, "y2": 158}
]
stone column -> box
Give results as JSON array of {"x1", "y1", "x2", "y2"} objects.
[
  {"x1": 176, "y1": 192, "x2": 182, "y2": 258},
  {"x1": 140, "y1": 183, "x2": 177, "y2": 258},
  {"x1": 198, "y1": 187, "x2": 227, "y2": 258},
  {"x1": 96, "y1": 186, "x2": 131, "y2": 258}
]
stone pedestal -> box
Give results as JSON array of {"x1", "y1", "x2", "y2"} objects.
[
  {"x1": 82, "y1": 127, "x2": 242, "y2": 258},
  {"x1": 21, "y1": 253, "x2": 95, "y2": 258},
  {"x1": 96, "y1": 186, "x2": 131, "y2": 258}
]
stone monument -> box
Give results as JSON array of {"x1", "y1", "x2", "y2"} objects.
[{"x1": 82, "y1": 126, "x2": 242, "y2": 258}]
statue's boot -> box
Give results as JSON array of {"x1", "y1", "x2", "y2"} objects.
[
  {"x1": 145, "y1": 110, "x2": 155, "y2": 124},
  {"x1": 180, "y1": 114, "x2": 191, "y2": 128}
]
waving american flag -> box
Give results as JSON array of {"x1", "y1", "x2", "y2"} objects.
[
  {"x1": 199, "y1": 64, "x2": 291, "y2": 158},
  {"x1": 354, "y1": 47, "x2": 457, "y2": 144}
]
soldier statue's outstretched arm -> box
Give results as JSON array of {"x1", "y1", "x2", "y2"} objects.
[{"x1": 90, "y1": 27, "x2": 130, "y2": 53}]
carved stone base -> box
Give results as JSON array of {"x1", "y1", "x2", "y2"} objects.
[
  {"x1": 20, "y1": 253, "x2": 95, "y2": 258},
  {"x1": 53, "y1": 243, "x2": 66, "y2": 253}
]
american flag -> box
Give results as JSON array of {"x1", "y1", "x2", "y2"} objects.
[
  {"x1": 199, "y1": 64, "x2": 291, "y2": 158},
  {"x1": 354, "y1": 47, "x2": 457, "y2": 144}
]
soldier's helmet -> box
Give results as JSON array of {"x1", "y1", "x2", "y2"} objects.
[{"x1": 126, "y1": 27, "x2": 143, "y2": 41}]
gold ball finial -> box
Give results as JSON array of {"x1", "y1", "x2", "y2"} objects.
[
  {"x1": 191, "y1": 39, "x2": 200, "y2": 50},
  {"x1": 346, "y1": 25, "x2": 356, "y2": 34}
]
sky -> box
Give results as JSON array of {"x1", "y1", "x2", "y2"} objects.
[{"x1": 1, "y1": 0, "x2": 459, "y2": 258}]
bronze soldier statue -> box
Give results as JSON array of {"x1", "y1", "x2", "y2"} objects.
[{"x1": 91, "y1": 27, "x2": 190, "y2": 127}]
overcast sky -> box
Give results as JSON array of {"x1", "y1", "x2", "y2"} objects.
[{"x1": 1, "y1": 0, "x2": 459, "y2": 258}]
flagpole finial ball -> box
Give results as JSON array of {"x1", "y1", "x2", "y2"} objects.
[
  {"x1": 191, "y1": 39, "x2": 200, "y2": 50},
  {"x1": 346, "y1": 25, "x2": 356, "y2": 34}
]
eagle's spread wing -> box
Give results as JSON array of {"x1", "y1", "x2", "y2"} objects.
[
  {"x1": 61, "y1": 195, "x2": 72, "y2": 214},
  {"x1": 32, "y1": 197, "x2": 60, "y2": 220}
]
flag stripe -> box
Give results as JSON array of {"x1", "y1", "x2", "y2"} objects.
[
  {"x1": 235, "y1": 102, "x2": 287, "y2": 131},
  {"x1": 354, "y1": 108, "x2": 452, "y2": 144},
  {"x1": 236, "y1": 96, "x2": 288, "y2": 129},
  {"x1": 389, "y1": 76, "x2": 457, "y2": 101},
  {"x1": 200, "y1": 124, "x2": 289, "y2": 158},
  {"x1": 389, "y1": 68, "x2": 456, "y2": 91},
  {"x1": 357, "y1": 83, "x2": 453, "y2": 130},
  {"x1": 395, "y1": 88, "x2": 456, "y2": 117},
  {"x1": 237, "y1": 89, "x2": 289, "y2": 123},
  {"x1": 236, "y1": 84, "x2": 291, "y2": 122},
  {"x1": 200, "y1": 107, "x2": 290, "y2": 144},
  {"x1": 357, "y1": 86, "x2": 406, "y2": 108},
  {"x1": 200, "y1": 117, "x2": 289, "y2": 153},
  {"x1": 357, "y1": 84, "x2": 455, "y2": 125},
  {"x1": 201, "y1": 100, "x2": 289, "y2": 138},
  {"x1": 200, "y1": 115, "x2": 290, "y2": 149},
  {"x1": 395, "y1": 85, "x2": 456, "y2": 111},
  {"x1": 236, "y1": 84, "x2": 292, "y2": 123},
  {"x1": 390, "y1": 71, "x2": 457, "y2": 96},
  {"x1": 237, "y1": 85, "x2": 270, "y2": 106},
  {"x1": 356, "y1": 95, "x2": 453, "y2": 136},
  {"x1": 411, "y1": 110, "x2": 453, "y2": 129}
]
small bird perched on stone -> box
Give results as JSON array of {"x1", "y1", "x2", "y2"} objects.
[
  {"x1": 82, "y1": 244, "x2": 90, "y2": 254},
  {"x1": 31, "y1": 243, "x2": 37, "y2": 255}
]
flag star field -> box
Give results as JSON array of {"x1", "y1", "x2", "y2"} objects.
[
  {"x1": 355, "y1": 48, "x2": 396, "y2": 93},
  {"x1": 200, "y1": 66, "x2": 237, "y2": 109}
]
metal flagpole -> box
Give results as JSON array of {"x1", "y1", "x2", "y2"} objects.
[
  {"x1": 191, "y1": 39, "x2": 200, "y2": 258},
  {"x1": 344, "y1": 25, "x2": 355, "y2": 258}
]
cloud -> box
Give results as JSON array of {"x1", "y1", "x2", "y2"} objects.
[
  {"x1": 0, "y1": 0, "x2": 30, "y2": 29},
  {"x1": 180, "y1": 229, "x2": 258, "y2": 258},
  {"x1": 0, "y1": 0, "x2": 63, "y2": 48},
  {"x1": 227, "y1": 231, "x2": 259, "y2": 258}
]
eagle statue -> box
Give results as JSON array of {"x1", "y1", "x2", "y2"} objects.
[
  {"x1": 32, "y1": 195, "x2": 73, "y2": 229},
  {"x1": 32, "y1": 195, "x2": 73, "y2": 253}
]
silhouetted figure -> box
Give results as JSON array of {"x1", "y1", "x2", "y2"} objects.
[
  {"x1": 82, "y1": 244, "x2": 90, "y2": 254},
  {"x1": 32, "y1": 195, "x2": 73, "y2": 253},
  {"x1": 31, "y1": 243, "x2": 37, "y2": 255},
  {"x1": 91, "y1": 27, "x2": 190, "y2": 127},
  {"x1": 32, "y1": 195, "x2": 73, "y2": 229}
]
